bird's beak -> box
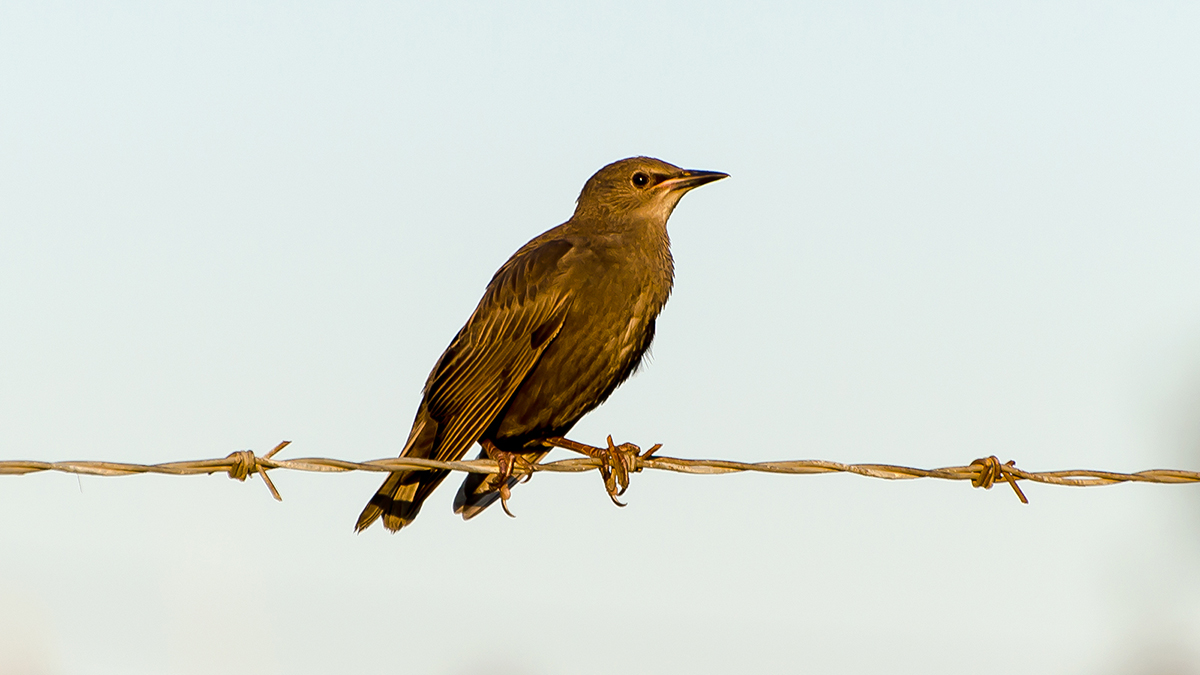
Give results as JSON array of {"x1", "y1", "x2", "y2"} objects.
[{"x1": 658, "y1": 169, "x2": 729, "y2": 192}]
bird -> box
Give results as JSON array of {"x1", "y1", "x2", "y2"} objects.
[{"x1": 355, "y1": 156, "x2": 727, "y2": 532}]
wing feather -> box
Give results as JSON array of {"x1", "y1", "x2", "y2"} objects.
[{"x1": 422, "y1": 239, "x2": 574, "y2": 464}]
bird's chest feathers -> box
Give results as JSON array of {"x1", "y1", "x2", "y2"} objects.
[
  {"x1": 612, "y1": 293, "x2": 659, "y2": 361},
  {"x1": 567, "y1": 254, "x2": 669, "y2": 360}
]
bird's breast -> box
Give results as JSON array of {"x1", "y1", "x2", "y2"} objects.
[{"x1": 491, "y1": 249, "x2": 669, "y2": 441}]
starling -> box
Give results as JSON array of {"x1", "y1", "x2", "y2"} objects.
[{"x1": 356, "y1": 156, "x2": 727, "y2": 532}]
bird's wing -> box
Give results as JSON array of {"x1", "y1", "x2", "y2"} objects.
[{"x1": 422, "y1": 238, "x2": 574, "y2": 462}]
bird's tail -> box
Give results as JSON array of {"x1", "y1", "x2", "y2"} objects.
[
  {"x1": 356, "y1": 468, "x2": 449, "y2": 532},
  {"x1": 452, "y1": 446, "x2": 550, "y2": 520},
  {"x1": 355, "y1": 409, "x2": 444, "y2": 533}
]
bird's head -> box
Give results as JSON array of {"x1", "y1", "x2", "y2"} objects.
[{"x1": 573, "y1": 156, "x2": 728, "y2": 226}]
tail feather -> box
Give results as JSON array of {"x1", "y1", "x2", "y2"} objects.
[
  {"x1": 355, "y1": 469, "x2": 450, "y2": 532},
  {"x1": 355, "y1": 406, "x2": 442, "y2": 533}
]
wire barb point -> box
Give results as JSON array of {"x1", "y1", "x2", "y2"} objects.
[
  {"x1": 970, "y1": 456, "x2": 1029, "y2": 504},
  {"x1": 223, "y1": 444, "x2": 285, "y2": 502}
]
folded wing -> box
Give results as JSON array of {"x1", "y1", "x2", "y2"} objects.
[{"x1": 355, "y1": 238, "x2": 574, "y2": 532}]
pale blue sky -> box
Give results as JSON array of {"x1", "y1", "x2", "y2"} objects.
[{"x1": 2, "y1": 3, "x2": 1200, "y2": 674}]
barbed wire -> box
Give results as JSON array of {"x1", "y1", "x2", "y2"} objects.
[{"x1": 4, "y1": 440, "x2": 1200, "y2": 504}]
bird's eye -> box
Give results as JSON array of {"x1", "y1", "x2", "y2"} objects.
[{"x1": 632, "y1": 172, "x2": 650, "y2": 188}]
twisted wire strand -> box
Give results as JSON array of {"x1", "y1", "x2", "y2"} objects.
[{"x1": 3, "y1": 441, "x2": 1198, "y2": 503}]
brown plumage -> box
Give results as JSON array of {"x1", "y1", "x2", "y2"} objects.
[{"x1": 356, "y1": 156, "x2": 727, "y2": 532}]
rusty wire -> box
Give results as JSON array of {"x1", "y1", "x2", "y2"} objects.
[{"x1": 3, "y1": 440, "x2": 1199, "y2": 504}]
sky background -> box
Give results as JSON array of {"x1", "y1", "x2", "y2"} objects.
[{"x1": 2, "y1": 2, "x2": 1200, "y2": 674}]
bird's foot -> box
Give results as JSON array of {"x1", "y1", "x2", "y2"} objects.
[
  {"x1": 544, "y1": 436, "x2": 661, "y2": 507},
  {"x1": 481, "y1": 440, "x2": 535, "y2": 518}
]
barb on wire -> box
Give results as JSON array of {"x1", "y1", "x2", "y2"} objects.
[{"x1": 3, "y1": 440, "x2": 1199, "y2": 504}]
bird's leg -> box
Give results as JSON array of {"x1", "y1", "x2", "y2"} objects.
[
  {"x1": 480, "y1": 439, "x2": 535, "y2": 518},
  {"x1": 542, "y1": 435, "x2": 659, "y2": 507}
]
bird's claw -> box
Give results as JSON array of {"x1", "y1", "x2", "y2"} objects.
[
  {"x1": 543, "y1": 435, "x2": 659, "y2": 508},
  {"x1": 592, "y1": 435, "x2": 647, "y2": 507},
  {"x1": 483, "y1": 442, "x2": 536, "y2": 518},
  {"x1": 497, "y1": 482, "x2": 516, "y2": 517}
]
